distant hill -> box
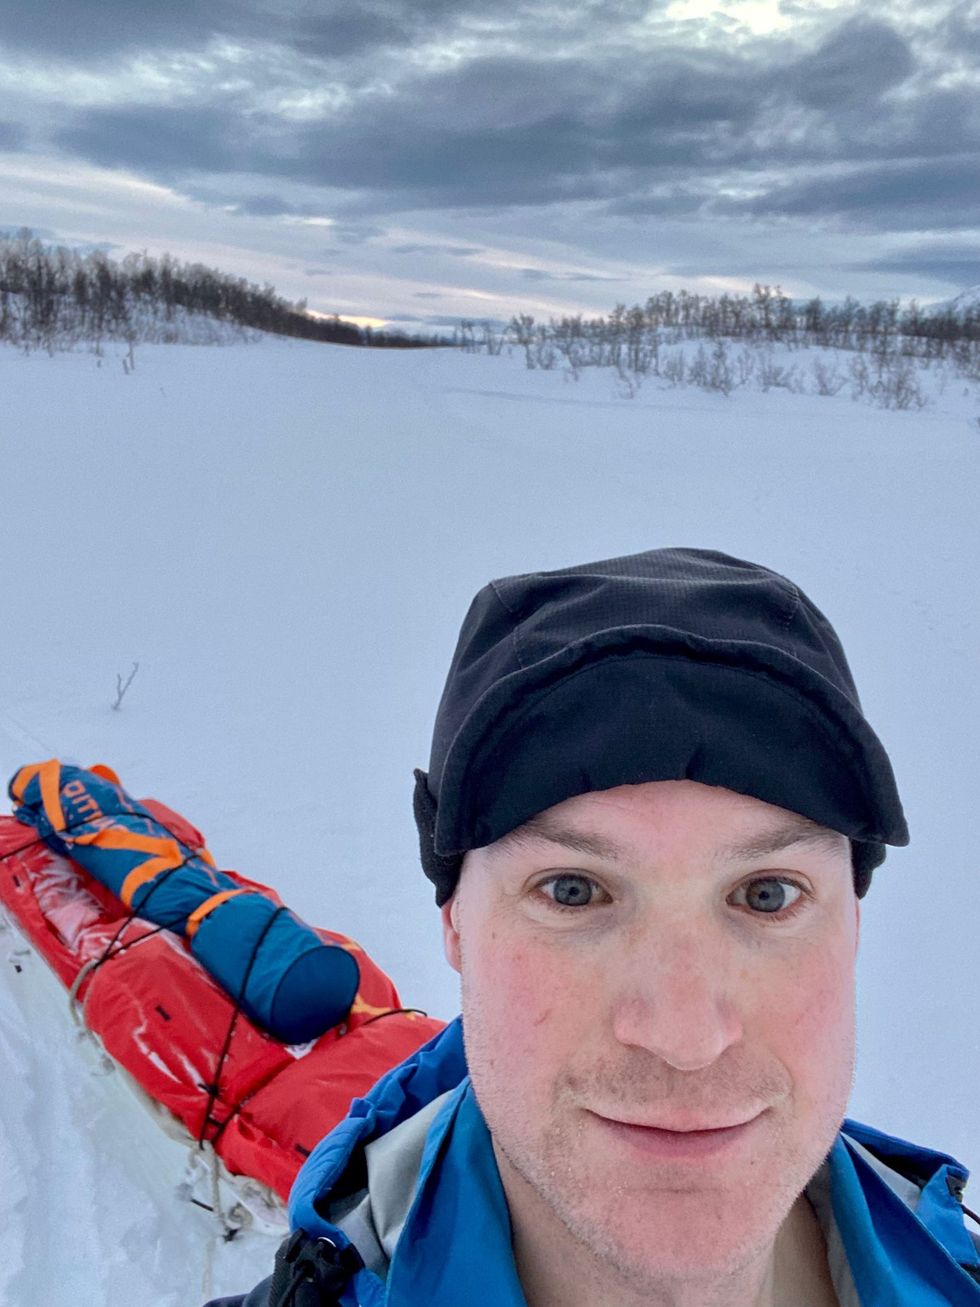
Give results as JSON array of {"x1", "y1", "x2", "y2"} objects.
[{"x1": 946, "y1": 286, "x2": 980, "y2": 317}]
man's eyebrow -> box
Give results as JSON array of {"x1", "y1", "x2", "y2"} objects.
[
  {"x1": 716, "y1": 819, "x2": 849, "y2": 863},
  {"x1": 487, "y1": 814, "x2": 626, "y2": 863},
  {"x1": 488, "y1": 811, "x2": 848, "y2": 864}
]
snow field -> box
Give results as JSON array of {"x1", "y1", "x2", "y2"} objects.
[{"x1": 0, "y1": 333, "x2": 977, "y2": 1304}]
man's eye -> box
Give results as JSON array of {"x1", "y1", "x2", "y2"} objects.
[
  {"x1": 731, "y1": 877, "x2": 804, "y2": 916},
  {"x1": 540, "y1": 874, "x2": 603, "y2": 909}
]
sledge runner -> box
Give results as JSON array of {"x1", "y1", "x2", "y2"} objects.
[{"x1": 212, "y1": 547, "x2": 980, "y2": 1306}]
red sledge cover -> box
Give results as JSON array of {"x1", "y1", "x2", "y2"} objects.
[{"x1": 0, "y1": 804, "x2": 444, "y2": 1202}]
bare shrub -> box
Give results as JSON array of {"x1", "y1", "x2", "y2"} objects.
[
  {"x1": 112, "y1": 662, "x2": 139, "y2": 711},
  {"x1": 850, "y1": 354, "x2": 927, "y2": 409},
  {"x1": 614, "y1": 366, "x2": 642, "y2": 399},
  {"x1": 757, "y1": 348, "x2": 801, "y2": 392},
  {"x1": 482, "y1": 322, "x2": 504, "y2": 355},
  {"x1": 735, "y1": 348, "x2": 756, "y2": 388},
  {"x1": 660, "y1": 349, "x2": 686, "y2": 387},
  {"x1": 850, "y1": 356, "x2": 872, "y2": 402},
  {"x1": 509, "y1": 313, "x2": 537, "y2": 366},
  {"x1": 811, "y1": 359, "x2": 847, "y2": 396},
  {"x1": 689, "y1": 341, "x2": 734, "y2": 395},
  {"x1": 877, "y1": 357, "x2": 926, "y2": 410}
]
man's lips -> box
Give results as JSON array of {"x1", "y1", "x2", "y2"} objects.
[
  {"x1": 599, "y1": 1113, "x2": 759, "y2": 1131},
  {"x1": 587, "y1": 1110, "x2": 765, "y2": 1160}
]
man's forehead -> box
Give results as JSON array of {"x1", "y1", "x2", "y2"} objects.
[{"x1": 485, "y1": 794, "x2": 849, "y2": 865}]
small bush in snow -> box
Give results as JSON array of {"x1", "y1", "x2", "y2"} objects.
[
  {"x1": 812, "y1": 359, "x2": 847, "y2": 396},
  {"x1": 112, "y1": 662, "x2": 139, "y2": 711},
  {"x1": 660, "y1": 349, "x2": 686, "y2": 387}
]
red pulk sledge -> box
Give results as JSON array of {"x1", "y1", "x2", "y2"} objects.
[{"x1": 0, "y1": 760, "x2": 444, "y2": 1225}]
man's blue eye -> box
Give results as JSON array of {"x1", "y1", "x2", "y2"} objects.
[
  {"x1": 547, "y1": 874, "x2": 596, "y2": 907},
  {"x1": 739, "y1": 878, "x2": 802, "y2": 914}
]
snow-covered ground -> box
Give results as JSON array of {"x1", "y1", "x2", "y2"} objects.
[{"x1": 0, "y1": 335, "x2": 978, "y2": 1305}]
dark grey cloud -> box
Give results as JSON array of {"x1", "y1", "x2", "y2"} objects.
[
  {"x1": 232, "y1": 195, "x2": 319, "y2": 218},
  {"x1": 390, "y1": 243, "x2": 482, "y2": 257},
  {"x1": 0, "y1": 121, "x2": 28, "y2": 150},
  {"x1": 727, "y1": 158, "x2": 980, "y2": 231},
  {"x1": 328, "y1": 223, "x2": 386, "y2": 244},
  {"x1": 54, "y1": 105, "x2": 255, "y2": 176},
  {"x1": 289, "y1": 0, "x2": 466, "y2": 61},
  {"x1": 893, "y1": 87, "x2": 980, "y2": 159},
  {"x1": 520, "y1": 267, "x2": 624, "y2": 282},
  {"x1": 387, "y1": 311, "x2": 507, "y2": 329},
  {"x1": 789, "y1": 18, "x2": 914, "y2": 109},
  {"x1": 302, "y1": 0, "x2": 662, "y2": 68},
  {"x1": 241, "y1": 47, "x2": 773, "y2": 210},
  {"x1": 852, "y1": 242, "x2": 980, "y2": 289},
  {"x1": 0, "y1": 0, "x2": 260, "y2": 57},
  {"x1": 53, "y1": 97, "x2": 605, "y2": 209},
  {"x1": 0, "y1": 0, "x2": 622, "y2": 63},
  {"x1": 44, "y1": 22, "x2": 951, "y2": 224},
  {"x1": 606, "y1": 189, "x2": 719, "y2": 219},
  {"x1": 292, "y1": 110, "x2": 615, "y2": 208},
  {"x1": 13, "y1": 0, "x2": 977, "y2": 275},
  {"x1": 0, "y1": 0, "x2": 474, "y2": 60}
]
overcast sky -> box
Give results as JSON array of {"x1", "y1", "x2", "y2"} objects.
[{"x1": 0, "y1": 0, "x2": 977, "y2": 329}]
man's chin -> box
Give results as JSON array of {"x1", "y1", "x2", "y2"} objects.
[{"x1": 565, "y1": 1188, "x2": 777, "y2": 1289}]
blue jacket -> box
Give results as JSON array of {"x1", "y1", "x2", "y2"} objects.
[{"x1": 213, "y1": 1018, "x2": 980, "y2": 1306}]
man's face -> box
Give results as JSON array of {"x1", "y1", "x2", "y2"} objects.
[{"x1": 442, "y1": 779, "x2": 859, "y2": 1290}]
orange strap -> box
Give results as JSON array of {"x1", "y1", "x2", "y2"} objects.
[
  {"x1": 39, "y1": 760, "x2": 67, "y2": 832},
  {"x1": 119, "y1": 854, "x2": 187, "y2": 907},
  {"x1": 73, "y1": 828, "x2": 183, "y2": 857},
  {"x1": 70, "y1": 828, "x2": 186, "y2": 907},
  {"x1": 10, "y1": 759, "x2": 66, "y2": 832},
  {"x1": 185, "y1": 888, "x2": 248, "y2": 939},
  {"x1": 10, "y1": 759, "x2": 222, "y2": 911},
  {"x1": 9, "y1": 762, "x2": 42, "y2": 803}
]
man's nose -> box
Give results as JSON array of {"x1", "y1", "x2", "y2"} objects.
[{"x1": 609, "y1": 934, "x2": 743, "y2": 1072}]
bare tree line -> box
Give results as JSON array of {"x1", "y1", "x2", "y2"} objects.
[
  {"x1": 454, "y1": 284, "x2": 980, "y2": 410},
  {"x1": 0, "y1": 229, "x2": 437, "y2": 354},
  {"x1": 5, "y1": 228, "x2": 975, "y2": 413}
]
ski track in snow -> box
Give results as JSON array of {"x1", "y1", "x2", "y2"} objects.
[{"x1": 0, "y1": 708, "x2": 55, "y2": 771}]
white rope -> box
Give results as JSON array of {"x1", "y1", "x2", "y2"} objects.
[
  {"x1": 184, "y1": 1139, "x2": 246, "y2": 1300},
  {"x1": 208, "y1": 1143, "x2": 227, "y2": 1229},
  {"x1": 67, "y1": 957, "x2": 100, "y2": 1026},
  {"x1": 200, "y1": 1227, "x2": 216, "y2": 1303}
]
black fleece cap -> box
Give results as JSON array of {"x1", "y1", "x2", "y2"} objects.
[{"x1": 414, "y1": 547, "x2": 909, "y2": 905}]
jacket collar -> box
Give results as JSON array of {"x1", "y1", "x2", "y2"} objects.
[{"x1": 830, "y1": 1127, "x2": 980, "y2": 1305}]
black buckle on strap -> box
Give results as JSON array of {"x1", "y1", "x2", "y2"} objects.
[{"x1": 269, "y1": 1230, "x2": 364, "y2": 1306}]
